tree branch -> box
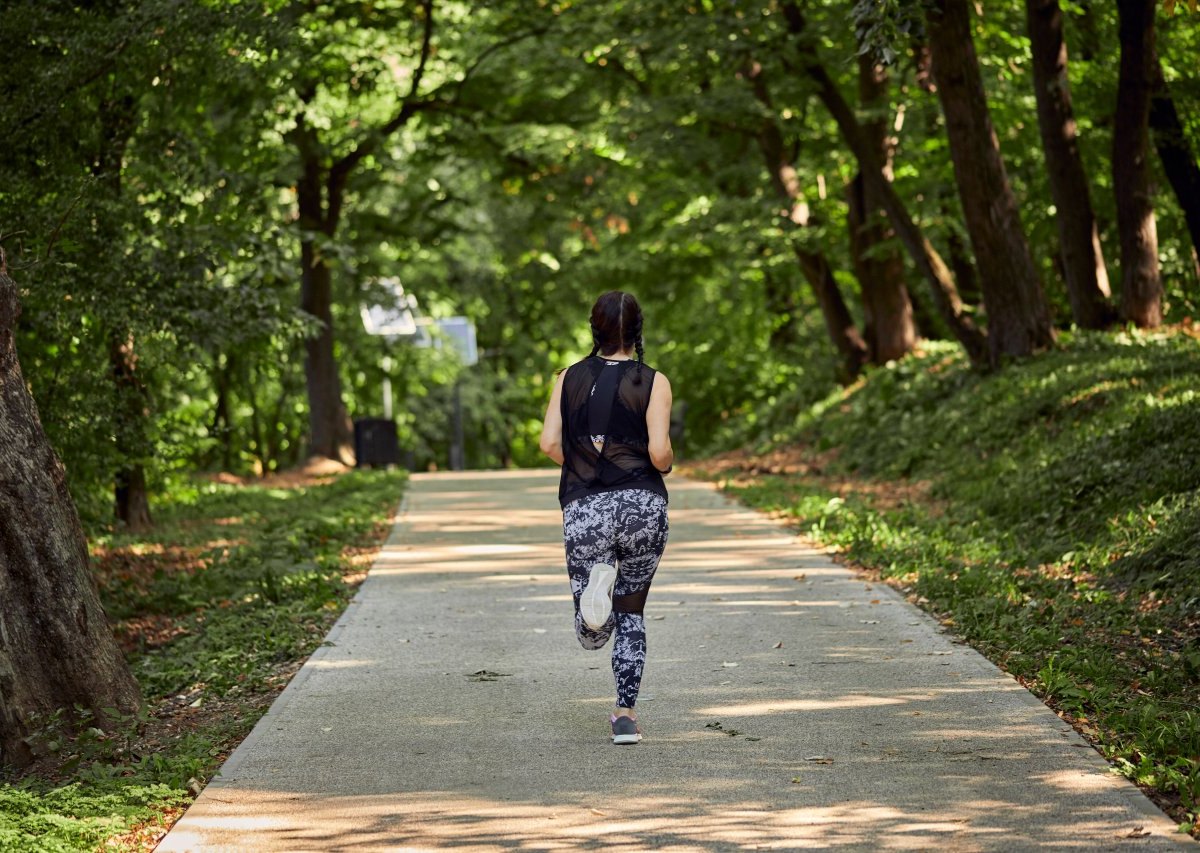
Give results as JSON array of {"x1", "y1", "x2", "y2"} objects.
[
  {"x1": 452, "y1": 22, "x2": 556, "y2": 104},
  {"x1": 327, "y1": 0, "x2": 437, "y2": 195}
]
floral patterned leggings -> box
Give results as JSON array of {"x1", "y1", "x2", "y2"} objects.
[{"x1": 562, "y1": 488, "x2": 669, "y2": 709}]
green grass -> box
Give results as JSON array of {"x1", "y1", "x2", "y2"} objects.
[
  {"x1": 695, "y1": 330, "x2": 1200, "y2": 836},
  {"x1": 0, "y1": 468, "x2": 407, "y2": 852}
]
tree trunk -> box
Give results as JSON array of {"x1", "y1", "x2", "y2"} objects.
[
  {"x1": 296, "y1": 133, "x2": 354, "y2": 465},
  {"x1": 850, "y1": 54, "x2": 916, "y2": 363},
  {"x1": 1150, "y1": 58, "x2": 1200, "y2": 284},
  {"x1": 109, "y1": 334, "x2": 152, "y2": 531},
  {"x1": 791, "y1": 245, "x2": 870, "y2": 382},
  {"x1": 299, "y1": 237, "x2": 354, "y2": 463},
  {"x1": 778, "y1": 9, "x2": 988, "y2": 365},
  {"x1": 1026, "y1": 0, "x2": 1114, "y2": 329},
  {"x1": 926, "y1": 0, "x2": 1055, "y2": 362},
  {"x1": 210, "y1": 352, "x2": 234, "y2": 472},
  {"x1": 0, "y1": 263, "x2": 142, "y2": 769},
  {"x1": 1113, "y1": 0, "x2": 1164, "y2": 327},
  {"x1": 745, "y1": 61, "x2": 868, "y2": 381},
  {"x1": 94, "y1": 95, "x2": 154, "y2": 527}
]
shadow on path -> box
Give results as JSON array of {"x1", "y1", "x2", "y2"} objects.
[{"x1": 157, "y1": 471, "x2": 1190, "y2": 851}]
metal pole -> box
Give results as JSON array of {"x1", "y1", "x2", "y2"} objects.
[
  {"x1": 450, "y1": 380, "x2": 465, "y2": 470},
  {"x1": 382, "y1": 355, "x2": 394, "y2": 421}
]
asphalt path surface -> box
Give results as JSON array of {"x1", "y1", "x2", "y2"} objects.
[{"x1": 157, "y1": 469, "x2": 1191, "y2": 851}]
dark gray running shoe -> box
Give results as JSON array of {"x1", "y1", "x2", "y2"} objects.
[{"x1": 611, "y1": 715, "x2": 642, "y2": 745}]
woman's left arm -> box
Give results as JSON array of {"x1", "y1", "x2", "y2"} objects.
[
  {"x1": 539, "y1": 370, "x2": 567, "y2": 466},
  {"x1": 646, "y1": 372, "x2": 674, "y2": 474}
]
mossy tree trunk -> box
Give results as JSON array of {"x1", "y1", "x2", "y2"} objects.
[{"x1": 0, "y1": 261, "x2": 142, "y2": 768}]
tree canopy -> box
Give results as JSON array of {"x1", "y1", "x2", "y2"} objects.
[{"x1": 2, "y1": 0, "x2": 1198, "y2": 517}]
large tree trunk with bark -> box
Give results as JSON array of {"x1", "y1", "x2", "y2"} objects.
[
  {"x1": 0, "y1": 263, "x2": 142, "y2": 769},
  {"x1": 1113, "y1": 0, "x2": 1164, "y2": 327},
  {"x1": 299, "y1": 235, "x2": 354, "y2": 463},
  {"x1": 926, "y1": 0, "x2": 1055, "y2": 363},
  {"x1": 746, "y1": 61, "x2": 868, "y2": 381},
  {"x1": 295, "y1": 128, "x2": 354, "y2": 465},
  {"x1": 286, "y1": 10, "x2": 433, "y2": 463},
  {"x1": 1026, "y1": 0, "x2": 1114, "y2": 329},
  {"x1": 1150, "y1": 58, "x2": 1200, "y2": 285},
  {"x1": 849, "y1": 54, "x2": 916, "y2": 363}
]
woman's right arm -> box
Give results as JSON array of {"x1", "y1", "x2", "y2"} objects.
[
  {"x1": 539, "y1": 370, "x2": 567, "y2": 466},
  {"x1": 646, "y1": 372, "x2": 674, "y2": 474}
]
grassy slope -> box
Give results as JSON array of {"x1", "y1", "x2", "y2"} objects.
[
  {"x1": 693, "y1": 331, "x2": 1200, "y2": 835},
  {"x1": 0, "y1": 468, "x2": 406, "y2": 852}
]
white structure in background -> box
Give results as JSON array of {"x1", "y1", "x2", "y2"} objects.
[
  {"x1": 361, "y1": 280, "x2": 427, "y2": 421},
  {"x1": 428, "y1": 316, "x2": 478, "y2": 367},
  {"x1": 360, "y1": 279, "x2": 478, "y2": 469}
]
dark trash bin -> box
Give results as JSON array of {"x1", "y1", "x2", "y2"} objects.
[{"x1": 354, "y1": 418, "x2": 400, "y2": 468}]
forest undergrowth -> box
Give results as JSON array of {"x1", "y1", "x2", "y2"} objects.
[
  {"x1": 692, "y1": 328, "x2": 1200, "y2": 837},
  {"x1": 0, "y1": 467, "x2": 406, "y2": 852}
]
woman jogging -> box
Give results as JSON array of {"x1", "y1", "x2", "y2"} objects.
[{"x1": 539, "y1": 290, "x2": 673, "y2": 745}]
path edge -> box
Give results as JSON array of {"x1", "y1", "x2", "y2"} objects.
[
  {"x1": 204, "y1": 490, "x2": 411, "y2": 787},
  {"x1": 699, "y1": 473, "x2": 1195, "y2": 846}
]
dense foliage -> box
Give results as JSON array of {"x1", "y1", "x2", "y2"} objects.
[{"x1": 2, "y1": 1, "x2": 1197, "y2": 521}]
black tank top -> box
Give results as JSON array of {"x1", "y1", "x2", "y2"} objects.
[{"x1": 558, "y1": 356, "x2": 668, "y2": 509}]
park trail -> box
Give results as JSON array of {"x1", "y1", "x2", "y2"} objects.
[{"x1": 157, "y1": 470, "x2": 1191, "y2": 851}]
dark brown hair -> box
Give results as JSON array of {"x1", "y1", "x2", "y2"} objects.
[{"x1": 588, "y1": 290, "x2": 645, "y2": 384}]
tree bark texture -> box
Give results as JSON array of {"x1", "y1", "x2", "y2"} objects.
[
  {"x1": 1025, "y1": 0, "x2": 1114, "y2": 329},
  {"x1": 1113, "y1": 0, "x2": 1164, "y2": 327},
  {"x1": 746, "y1": 62, "x2": 868, "y2": 381},
  {"x1": 1150, "y1": 59, "x2": 1200, "y2": 284},
  {"x1": 299, "y1": 234, "x2": 354, "y2": 464},
  {"x1": 0, "y1": 265, "x2": 142, "y2": 768},
  {"x1": 926, "y1": 0, "x2": 1055, "y2": 363},
  {"x1": 849, "y1": 54, "x2": 916, "y2": 363},
  {"x1": 791, "y1": 245, "x2": 870, "y2": 383}
]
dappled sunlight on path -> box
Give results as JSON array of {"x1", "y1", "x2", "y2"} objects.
[{"x1": 158, "y1": 470, "x2": 1189, "y2": 851}]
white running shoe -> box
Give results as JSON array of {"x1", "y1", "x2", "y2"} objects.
[{"x1": 580, "y1": 562, "x2": 617, "y2": 629}]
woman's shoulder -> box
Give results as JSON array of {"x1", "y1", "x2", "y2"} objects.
[{"x1": 642, "y1": 363, "x2": 668, "y2": 386}]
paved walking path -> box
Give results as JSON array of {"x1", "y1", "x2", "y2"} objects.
[{"x1": 158, "y1": 470, "x2": 1190, "y2": 851}]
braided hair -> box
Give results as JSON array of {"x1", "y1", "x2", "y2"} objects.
[{"x1": 588, "y1": 290, "x2": 646, "y2": 385}]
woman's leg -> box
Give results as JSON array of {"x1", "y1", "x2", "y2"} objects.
[
  {"x1": 563, "y1": 493, "x2": 618, "y2": 649},
  {"x1": 610, "y1": 491, "x2": 669, "y2": 711}
]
